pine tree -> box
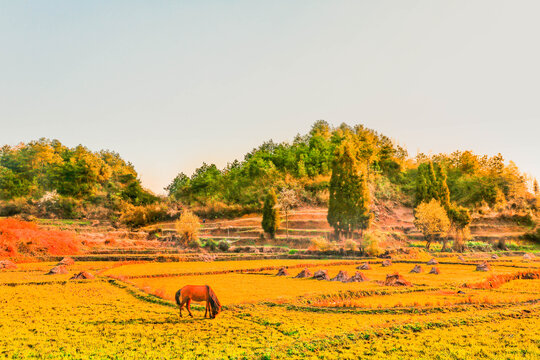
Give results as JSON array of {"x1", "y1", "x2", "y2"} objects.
[
  {"x1": 262, "y1": 189, "x2": 279, "y2": 239},
  {"x1": 415, "y1": 161, "x2": 450, "y2": 209},
  {"x1": 327, "y1": 139, "x2": 372, "y2": 239},
  {"x1": 436, "y1": 165, "x2": 451, "y2": 209}
]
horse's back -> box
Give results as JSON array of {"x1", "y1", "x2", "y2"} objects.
[{"x1": 180, "y1": 285, "x2": 209, "y2": 302}]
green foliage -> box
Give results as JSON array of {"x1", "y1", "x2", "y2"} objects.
[
  {"x1": 0, "y1": 139, "x2": 157, "y2": 219},
  {"x1": 261, "y1": 190, "x2": 280, "y2": 238},
  {"x1": 165, "y1": 121, "x2": 407, "y2": 208},
  {"x1": 327, "y1": 137, "x2": 372, "y2": 238},
  {"x1": 428, "y1": 151, "x2": 530, "y2": 210},
  {"x1": 188, "y1": 239, "x2": 202, "y2": 249},
  {"x1": 205, "y1": 239, "x2": 218, "y2": 251},
  {"x1": 218, "y1": 240, "x2": 230, "y2": 252},
  {"x1": 415, "y1": 161, "x2": 450, "y2": 208}
]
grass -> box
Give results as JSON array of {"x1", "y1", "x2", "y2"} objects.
[{"x1": 0, "y1": 256, "x2": 538, "y2": 359}]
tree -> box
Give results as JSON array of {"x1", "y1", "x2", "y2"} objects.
[
  {"x1": 175, "y1": 209, "x2": 201, "y2": 246},
  {"x1": 413, "y1": 199, "x2": 450, "y2": 250},
  {"x1": 262, "y1": 189, "x2": 280, "y2": 239},
  {"x1": 278, "y1": 188, "x2": 298, "y2": 240},
  {"x1": 534, "y1": 179, "x2": 539, "y2": 196},
  {"x1": 415, "y1": 161, "x2": 450, "y2": 208},
  {"x1": 327, "y1": 138, "x2": 372, "y2": 239},
  {"x1": 447, "y1": 204, "x2": 471, "y2": 252}
]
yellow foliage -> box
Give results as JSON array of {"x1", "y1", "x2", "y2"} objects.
[{"x1": 175, "y1": 209, "x2": 200, "y2": 245}]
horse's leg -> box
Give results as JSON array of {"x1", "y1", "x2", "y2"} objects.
[
  {"x1": 178, "y1": 301, "x2": 183, "y2": 318},
  {"x1": 204, "y1": 300, "x2": 208, "y2": 318},
  {"x1": 186, "y1": 299, "x2": 193, "y2": 317}
]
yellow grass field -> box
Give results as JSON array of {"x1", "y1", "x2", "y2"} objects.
[{"x1": 1, "y1": 257, "x2": 539, "y2": 359}]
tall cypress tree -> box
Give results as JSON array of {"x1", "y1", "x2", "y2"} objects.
[
  {"x1": 327, "y1": 139, "x2": 372, "y2": 239},
  {"x1": 416, "y1": 161, "x2": 450, "y2": 209},
  {"x1": 262, "y1": 189, "x2": 279, "y2": 239}
]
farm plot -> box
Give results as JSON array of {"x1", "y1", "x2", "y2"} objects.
[{"x1": 0, "y1": 257, "x2": 538, "y2": 359}]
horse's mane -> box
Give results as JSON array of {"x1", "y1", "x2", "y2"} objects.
[{"x1": 206, "y1": 285, "x2": 221, "y2": 317}]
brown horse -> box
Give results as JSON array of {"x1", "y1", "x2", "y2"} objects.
[{"x1": 175, "y1": 285, "x2": 221, "y2": 319}]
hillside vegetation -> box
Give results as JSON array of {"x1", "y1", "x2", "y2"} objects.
[
  {"x1": 166, "y1": 121, "x2": 536, "y2": 219},
  {"x1": 0, "y1": 122, "x2": 537, "y2": 233},
  {"x1": 0, "y1": 139, "x2": 161, "y2": 220}
]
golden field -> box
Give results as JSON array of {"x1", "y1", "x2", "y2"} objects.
[{"x1": 0, "y1": 256, "x2": 538, "y2": 359}]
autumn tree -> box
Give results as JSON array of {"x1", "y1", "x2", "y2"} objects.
[
  {"x1": 327, "y1": 138, "x2": 372, "y2": 239},
  {"x1": 413, "y1": 199, "x2": 450, "y2": 250},
  {"x1": 262, "y1": 189, "x2": 280, "y2": 239},
  {"x1": 447, "y1": 204, "x2": 471, "y2": 252},
  {"x1": 175, "y1": 209, "x2": 201, "y2": 246},
  {"x1": 278, "y1": 188, "x2": 298, "y2": 240}
]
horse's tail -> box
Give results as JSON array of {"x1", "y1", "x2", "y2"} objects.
[
  {"x1": 175, "y1": 288, "x2": 183, "y2": 307},
  {"x1": 206, "y1": 285, "x2": 221, "y2": 318}
]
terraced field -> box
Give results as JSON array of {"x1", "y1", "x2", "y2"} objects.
[{"x1": 0, "y1": 255, "x2": 538, "y2": 359}]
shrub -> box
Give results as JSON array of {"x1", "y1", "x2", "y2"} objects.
[
  {"x1": 205, "y1": 239, "x2": 218, "y2": 252},
  {"x1": 309, "y1": 237, "x2": 333, "y2": 251},
  {"x1": 288, "y1": 249, "x2": 298, "y2": 255},
  {"x1": 343, "y1": 239, "x2": 358, "y2": 251},
  {"x1": 188, "y1": 239, "x2": 202, "y2": 249},
  {"x1": 120, "y1": 203, "x2": 169, "y2": 228},
  {"x1": 362, "y1": 232, "x2": 383, "y2": 257},
  {"x1": 175, "y1": 209, "x2": 201, "y2": 246},
  {"x1": 218, "y1": 240, "x2": 230, "y2": 252}
]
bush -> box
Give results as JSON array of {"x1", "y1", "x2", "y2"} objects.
[
  {"x1": 343, "y1": 239, "x2": 358, "y2": 251},
  {"x1": 205, "y1": 239, "x2": 218, "y2": 252},
  {"x1": 362, "y1": 232, "x2": 383, "y2": 257},
  {"x1": 188, "y1": 239, "x2": 202, "y2": 249},
  {"x1": 309, "y1": 237, "x2": 334, "y2": 251},
  {"x1": 522, "y1": 227, "x2": 540, "y2": 244},
  {"x1": 175, "y1": 209, "x2": 201, "y2": 246},
  {"x1": 120, "y1": 203, "x2": 169, "y2": 228},
  {"x1": 288, "y1": 249, "x2": 298, "y2": 255},
  {"x1": 218, "y1": 240, "x2": 230, "y2": 252}
]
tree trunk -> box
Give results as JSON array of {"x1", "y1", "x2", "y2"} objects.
[
  {"x1": 441, "y1": 236, "x2": 450, "y2": 252},
  {"x1": 285, "y1": 211, "x2": 289, "y2": 240},
  {"x1": 426, "y1": 236, "x2": 432, "y2": 250}
]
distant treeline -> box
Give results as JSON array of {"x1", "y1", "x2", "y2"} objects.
[
  {"x1": 0, "y1": 121, "x2": 536, "y2": 225},
  {"x1": 0, "y1": 139, "x2": 158, "y2": 220},
  {"x1": 166, "y1": 120, "x2": 535, "y2": 214}
]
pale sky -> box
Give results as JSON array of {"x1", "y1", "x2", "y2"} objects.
[{"x1": 1, "y1": 1, "x2": 539, "y2": 194}]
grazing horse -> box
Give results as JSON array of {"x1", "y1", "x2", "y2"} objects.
[{"x1": 175, "y1": 285, "x2": 221, "y2": 319}]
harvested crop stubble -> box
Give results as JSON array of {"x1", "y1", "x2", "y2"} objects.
[
  {"x1": 71, "y1": 271, "x2": 95, "y2": 280},
  {"x1": 410, "y1": 265, "x2": 422, "y2": 273},
  {"x1": 476, "y1": 262, "x2": 490, "y2": 272},
  {"x1": 357, "y1": 263, "x2": 371, "y2": 270},
  {"x1": 382, "y1": 260, "x2": 392, "y2": 267},
  {"x1": 427, "y1": 258, "x2": 438, "y2": 265},
  {"x1": 57, "y1": 257, "x2": 75, "y2": 266},
  {"x1": 276, "y1": 267, "x2": 288, "y2": 276},
  {"x1": 46, "y1": 265, "x2": 68, "y2": 275},
  {"x1": 295, "y1": 268, "x2": 312, "y2": 278},
  {"x1": 312, "y1": 270, "x2": 329, "y2": 281},
  {"x1": 429, "y1": 267, "x2": 440, "y2": 275},
  {"x1": 330, "y1": 271, "x2": 349, "y2": 282},
  {"x1": 0, "y1": 260, "x2": 16, "y2": 270},
  {"x1": 384, "y1": 273, "x2": 411, "y2": 286},
  {"x1": 348, "y1": 272, "x2": 369, "y2": 282}
]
